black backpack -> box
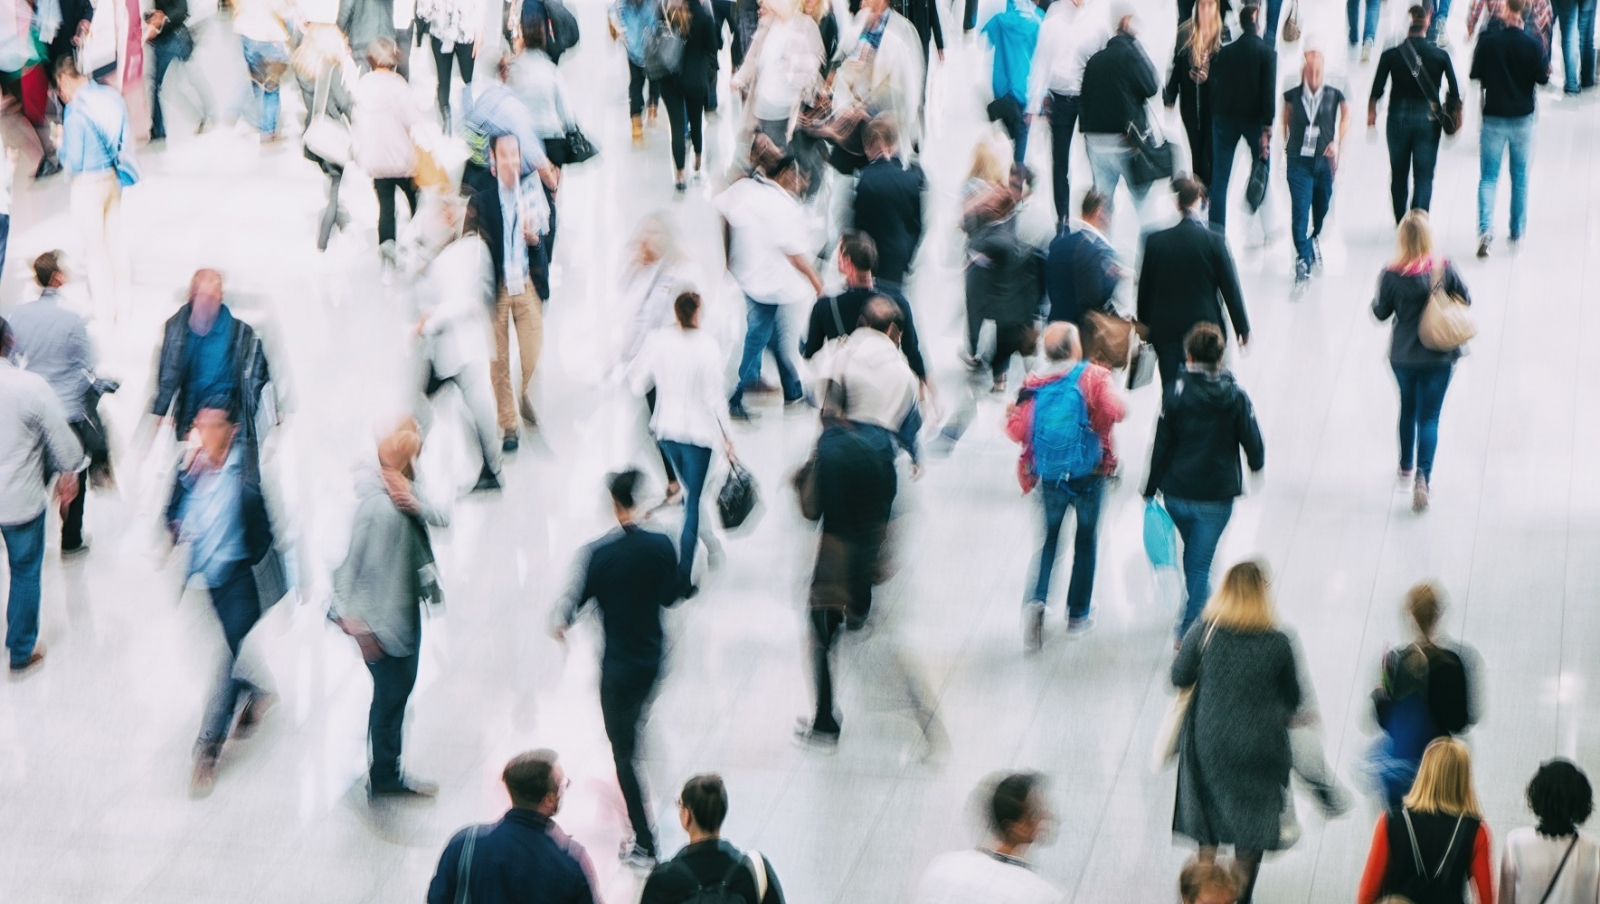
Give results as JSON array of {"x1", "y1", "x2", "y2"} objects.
[{"x1": 683, "y1": 851, "x2": 766, "y2": 904}]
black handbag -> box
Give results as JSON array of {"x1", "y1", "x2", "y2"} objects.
[
  {"x1": 544, "y1": 126, "x2": 598, "y2": 166},
  {"x1": 1126, "y1": 341, "x2": 1157, "y2": 390},
  {"x1": 1126, "y1": 121, "x2": 1175, "y2": 186},
  {"x1": 717, "y1": 459, "x2": 760, "y2": 530},
  {"x1": 1245, "y1": 156, "x2": 1269, "y2": 211}
]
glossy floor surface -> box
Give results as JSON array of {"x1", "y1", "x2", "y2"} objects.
[{"x1": 1, "y1": 0, "x2": 1598, "y2": 901}]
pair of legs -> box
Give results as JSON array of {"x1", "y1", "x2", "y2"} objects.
[
  {"x1": 711, "y1": 0, "x2": 747, "y2": 70},
  {"x1": 729, "y1": 297, "x2": 803, "y2": 413},
  {"x1": 658, "y1": 440, "x2": 712, "y2": 594},
  {"x1": 1085, "y1": 133, "x2": 1151, "y2": 217},
  {"x1": 70, "y1": 171, "x2": 126, "y2": 322},
  {"x1": 365, "y1": 649, "x2": 420, "y2": 790},
  {"x1": 373, "y1": 176, "x2": 418, "y2": 248},
  {"x1": 1582, "y1": 0, "x2": 1598, "y2": 87},
  {"x1": 658, "y1": 79, "x2": 706, "y2": 176},
  {"x1": 1047, "y1": 93, "x2": 1080, "y2": 222},
  {"x1": 1209, "y1": 116, "x2": 1267, "y2": 231},
  {"x1": 197, "y1": 560, "x2": 269, "y2": 757},
  {"x1": 2, "y1": 513, "x2": 45, "y2": 669},
  {"x1": 316, "y1": 161, "x2": 344, "y2": 252},
  {"x1": 1178, "y1": 95, "x2": 1214, "y2": 189},
  {"x1": 431, "y1": 37, "x2": 475, "y2": 128},
  {"x1": 491, "y1": 285, "x2": 544, "y2": 441},
  {"x1": 627, "y1": 61, "x2": 661, "y2": 118},
  {"x1": 1285, "y1": 155, "x2": 1333, "y2": 272},
  {"x1": 600, "y1": 678, "x2": 659, "y2": 857},
  {"x1": 1163, "y1": 496, "x2": 1234, "y2": 639},
  {"x1": 418, "y1": 357, "x2": 503, "y2": 476},
  {"x1": 1392, "y1": 363, "x2": 1453, "y2": 480},
  {"x1": 990, "y1": 321, "x2": 1032, "y2": 387},
  {"x1": 238, "y1": 38, "x2": 286, "y2": 137},
  {"x1": 1348, "y1": 0, "x2": 1381, "y2": 44},
  {"x1": 1027, "y1": 476, "x2": 1104, "y2": 621},
  {"x1": 1478, "y1": 113, "x2": 1535, "y2": 243},
  {"x1": 806, "y1": 529, "x2": 884, "y2": 735},
  {"x1": 1426, "y1": 0, "x2": 1455, "y2": 41},
  {"x1": 1386, "y1": 101, "x2": 1441, "y2": 223},
  {"x1": 1197, "y1": 847, "x2": 1264, "y2": 904},
  {"x1": 150, "y1": 30, "x2": 213, "y2": 140}
]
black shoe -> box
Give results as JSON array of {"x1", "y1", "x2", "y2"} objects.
[
  {"x1": 33, "y1": 157, "x2": 62, "y2": 180},
  {"x1": 471, "y1": 466, "x2": 502, "y2": 493},
  {"x1": 793, "y1": 718, "x2": 840, "y2": 752},
  {"x1": 728, "y1": 405, "x2": 758, "y2": 422},
  {"x1": 502, "y1": 435, "x2": 520, "y2": 453},
  {"x1": 369, "y1": 777, "x2": 439, "y2": 800}
]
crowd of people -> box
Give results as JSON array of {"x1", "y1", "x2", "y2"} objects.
[{"x1": 0, "y1": 0, "x2": 1593, "y2": 899}]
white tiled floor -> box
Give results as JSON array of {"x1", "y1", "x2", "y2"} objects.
[{"x1": 3, "y1": 0, "x2": 1599, "y2": 901}]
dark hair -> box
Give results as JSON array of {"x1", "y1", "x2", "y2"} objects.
[
  {"x1": 502, "y1": 749, "x2": 561, "y2": 807},
  {"x1": 1528, "y1": 760, "x2": 1594, "y2": 837},
  {"x1": 1507, "y1": 0, "x2": 1526, "y2": 14},
  {"x1": 1175, "y1": 175, "x2": 1208, "y2": 211},
  {"x1": 840, "y1": 231, "x2": 879, "y2": 273},
  {"x1": 196, "y1": 394, "x2": 239, "y2": 423},
  {"x1": 1179, "y1": 859, "x2": 1239, "y2": 904},
  {"x1": 522, "y1": 8, "x2": 549, "y2": 49},
  {"x1": 861, "y1": 296, "x2": 902, "y2": 334},
  {"x1": 0, "y1": 316, "x2": 10, "y2": 356},
  {"x1": 1184, "y1": 322, "x2": 1226, "y2": 366},
  {"x1": 32, "y1": 251, "x2": 63, "y2": 288},
  {"x1": 1080, "y1": 189, "x2": 1111, "y2": 221},
  {"x1": 865, "y1": 116, "x2": 899, "y2": 152},
  {"x1": 1408, "y1": 4, "x2": 1430, "y2": 30},
  {"x1": 988, "y1": 772, "x2": 1043, "y2": 837},
  {"x1": 1239, "y1": 2, "x2": 1260, "y2": 31},
  {"x1": 673, "y1": 291, "x2": 701, "y2": 329},
  {"x1": 366, "y1": 35, "x2": 401, "y2": 69},
  {"x1": 680, "y1": 773, "x2": 729, "y2": 833},
  {"x1": 608, "y1": 468, "x2": 644, "y2": 509}
]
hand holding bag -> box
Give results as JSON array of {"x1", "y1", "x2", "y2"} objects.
[
  {"x1": 1125, "y1": 103, "x2": 1175, "y2": 187},
  {"x1": 1417, "y1": 258, "x2": 1475, "y2": 352},
  {"x1": 1153, "y1": 622, "x2": 1217, "y2": 770}
]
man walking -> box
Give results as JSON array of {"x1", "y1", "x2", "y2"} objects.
[
  {"x1": 7, "y1": 253, "x2": 97, "y2": 556},
  {"x1": 912, "y1": 773, "x2": 1061, "y2": 904},
  {"x1": 427, "y1": 750, "x2": 600, "y2": 904},
  {"x1": 552, "y1": 470, "x2": 679, "y2": 868},
  {"x1": 1369, "y1": 6, "x2": 1461, "y2": 224},
  {"x1": 1028, "y1": 0, "x2": 1110, "y2": 221},
  {"x1": 1282, "y1": 50, "x2": 1348, "y2": 290},
  {"x1": 851, "y1": 118, "x2": 926, "y2": 292},
  {"x1": 1077, "y1": 5, "x2": 1160, "y2": 217},
  {"x1": 1005, "y1": 323, "x2": 1125, "y2": 652},
  {"x1": 1207, "y1": 2, "x2": 1275, "y2": 232},
  {"x1": 56, "y1": 56, "x2": 133, "y2": 323},
  {"x1": 1044, "y1": 189, "x2": 1122, "y2": 346},
  {"x1": 0, "y1": 317, "x2": 84, "y2": 676},
  {"x1": 641, "y1": 774, "x2": 786, "y2": 904},
  {"x1": 801, "y1": 232, "x2": 930, "y2": 394},
  {"x1": 1472, "y1": 0, "x2": 1548, "y2": 257},
  {"x1": 1136, "y1": 178, "x2": 1250, "y2": 392}
]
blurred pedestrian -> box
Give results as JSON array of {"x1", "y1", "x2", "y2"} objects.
[
  {"x1": 1356, "y1": 737, "x2": 1494, "y2": 904},
  {"x1": 1171, "y1": 561, "x2": 1302, "y2": 904},
  {"x1": 981, "y1": 0, "x2": 1041, "y2": 165},
  {"x1": 1351, "y1": 0, "x2": 1382, "y2": 58},
  {"x1": 338, "y1": 0, "x2": 399, "y2": 76},
  {"x1": 552, "y1": 469, "x2": 680, "y2": 869},
  {"x1": 418, "y1": 0, "x2": 483, "y2": 128},
  {"x1": 1179, "y1": 859, "x2": 1239, "y2": 904},
  {"x1": 1206, "y1": 2, "x2": 1274, "y2": 232},
  {"x1": 1078, "y1": 5, "x2": 1159, "y2": 216},
  {"x1": 1044, "y1": 190, "x2": 1123, "y2": 357},
  {"x1": 834, "y1": 0, "x2": 925, "y2": 155},
  {"x1": 1143, "y1": 323, "x2": 1264, "y2": 640},
  {"x1": 1369, "y1": 6, "x2": 1460, "y2": 224},
  {"x1": 1136, "y1": 178, "x2": 1249, "y2": 392},
  {"x1": 912, "y1": 773, "x2": 1061, "y2": 904},
  {"x1": 733, "y1": 0, "x2": 826, "y2": 157},
  {"x1": 1006, "y1": 323, "x2": 1125, "y2": 651},
  {"x1": 1371, "y1": 210, "x2": 1468, "y2": 513},
  {"x1": 620, "y1": 216, "x2": 695, "y2": 499},
  {"x1": 507, "y1": 24, "x2": 577, "y2": 255},
  {"x1": 56, "y1": 55, "x2": 132, "y2": 324},
  {"x1": 1028, "y1": 0, "x2": 1110, "y2": 221},
  {"x1": 293, "y1": 23, "x2": 356, "y2": 252},
  {"x1": 145, "y1": 0, "x2": 214, "y2": 141},
  {"x1": 0, "y1": 316, "x2": 84, "y2": 676},
  {"x1": 353, "y1": 36, "x2": 424, "y2": 258},
  {"x1": 1164, "y1": 0, "x2": 1220, "y2": 189},
  {"x1": 611, "y1": 0, "x2": 663, "y2": 144},
  {"x1": 1472, "y1": 0, "x2": 1548, "y2": 258},
  {"x1": 166, "y1": 400, "x2": 281, "y2": 796},
  {"x1": 460, "y1": 52, "x2": 560, "y2": 197},
  {"x1": 6, "y1": 253, "x2": 97, "y2": 556},
  {"x1": 1501, "y1": 760, "x2": 1600, "y2": 904},
  {"x1": 852, "y1": 117, "x2": 926, "y2": 292},
  {"x1": 641, "y1": 774, "x2": 786, "y2": 904},
  {"x1": 1282, "y1": 49, "x2": 1347, "y2": 291},
  {"x1": 426, "y1": 750, "x2": 601, "y2": 904},
  {"x1": 960, "y1": 167, "x2": 1039, "y2": 394},
  {"x1": 331, "y1": 425, "x2": 445, "y2": 800},
  {"x1": 801, "y1": 232, "x2": 929, "y2": 395},
  {"x1": 232, "y1": 0, "x2": 293, "y2": 142},
  {"x1": 659, "y1": 0, "x2": 717, "y2": 191}
]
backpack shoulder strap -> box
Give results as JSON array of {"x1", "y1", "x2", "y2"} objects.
[
  {"x1": 828, "y1": 296, "x2": 845, "y2": 336},
  {"x1": 1401, "y1": 809, "x2": 1428, "y2": 878},
  {"x1": 744, "y1": 850, "x2": 768, "y2": 901}
]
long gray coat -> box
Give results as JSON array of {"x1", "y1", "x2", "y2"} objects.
[
  {"x1": 330, "y1": 475, "x2": 438, "y2": 658},
  {"x1": 1171, "y1": 622, "x2": 1302, "y2": 851}
]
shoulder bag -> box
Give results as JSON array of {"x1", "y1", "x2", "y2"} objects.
[
  {"x1": 544, "y1": 125, "x2": 598, "y2": 166},
  {"x1": 643, "y1": 1, "x2": 686, "y2": 80},
  {"x1": 1417, "y1": 258, "x2": 1475, "y2": 352},
  {"x1": 1282, "y1": 0, "x2": 1300, "y2": 42},
  {"x1": 1399, "y1": 40, "x2": 1462, "y2": 135},
  {"x1": 1537, "y1": 836, "x2": 1581, "y2": 904},
  {"x1": 84, "y1": 107, "x2": 140, "y2": 188},
  {"x1": 1125, "y1": 102, "x2": 1175, "y2": 187},
  {"x1": 304, "y1": 65, "x2": 353, "y2": 167},
  {"x1": 1152, "y1": 621, "x2": 1218, "y2": 771}
]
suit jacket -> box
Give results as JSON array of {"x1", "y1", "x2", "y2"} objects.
[
  {"x1": 1136, "y1": 217, "x2": 1248, "y2": 347},
  {"x1": 852, "y1": 157, "x2": 926, "y2": 285},
  {"x1": 469, "y1": 181, "x2": 535, "y2": 296},
  {"x1": 1209, "y1": 29, "x2": 1275, "y2": 124},
  {"x1": 1045, "y1": 225, "x2": 1119, "y2": 324}
]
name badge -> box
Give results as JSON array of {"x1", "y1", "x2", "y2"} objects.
[{"x1": 1301, "y1": 124, "x2": 1320, "y2": 157}]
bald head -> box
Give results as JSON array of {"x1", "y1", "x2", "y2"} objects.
[
  {"x1": 378, "y1": 428, "x2": 422, "y2": 472},
  {"x1": 1043, "y1": 322, "x2": 1081, "y2": 363},
  {"x1": 860, "y1": 296, "x2": 904, "y2": 336}
]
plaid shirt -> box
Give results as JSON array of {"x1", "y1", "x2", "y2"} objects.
[{"x1": 1468, "y1": 0, "x2": 1554, "y2": 49}]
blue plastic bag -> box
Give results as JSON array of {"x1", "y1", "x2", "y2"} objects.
[{"x1": 1143, "y1": 498, "x2": 1178, "y2": 569}]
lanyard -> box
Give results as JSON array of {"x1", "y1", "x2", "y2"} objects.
[{"x1": 1301, "y1": 85, "x2": 1324, "y2": 127}]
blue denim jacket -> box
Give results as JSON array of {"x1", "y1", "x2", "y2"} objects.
[
  {"x1": 611, "y1": 0, "x2": 658, "y2": 66},
  {"x1": 61, "y1": 82, "x2": 129, "y2": 176}
]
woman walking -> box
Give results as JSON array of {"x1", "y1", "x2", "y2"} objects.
[
  {"x1": 352, "y1": 37, "x2": 424, "y2": 258},
  {"x1": 293, "y1": 24, "x2": 355, "y2": 251},
  {"x1": 621, "y1": 216, "x2": 696, "y2": 503},
  {"x1": 417, "y1": 0, "x2": 482, "y2": 129},
  {"x1": 1501, "y1": 760, "x2": 1600, "y2": 904},
  {"x1": 507, "y1": 25, "x2": 577, "y2": 256},
  {"x1": 1372, "y1": 209, "x2": 1470, "y2": 513},
  {"x1": 232, "y1": 0, "x2": 292, "y2": 142},
  {"x1": 658, "y1": 0, "x2": 718, "y2": 191},
  {"x1": 1357, "y1": 737, "x2": 1495, "y2": 904},
  {"x1": 1164, "y1": 0, "x2": 1220, "y2": 188},
  {"x1": 733, "y1": 0, "x2": 825, "y2": 154},
  {"x1": 1171, "y1": 560, "x2": 1302, "y2": 904}
]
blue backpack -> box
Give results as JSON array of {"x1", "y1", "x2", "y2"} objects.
[{"x1": 1031, "y1": 363, "x2": 1101, "y2": 484}]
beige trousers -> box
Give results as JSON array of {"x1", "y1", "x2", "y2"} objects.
[{"x1": 490, "y1": 286, "x2": 542, "y2": 435}]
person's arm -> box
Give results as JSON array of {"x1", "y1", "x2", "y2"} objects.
[
  {"x1": 1028, "y1": 15, "x2": 1059, "y2": 114},
  {"x1": 801, "y1": 299, "x2": 827, "y2": 360},
  {"x1": 1215, "y1": 240, "x2": 1250, "y2": 344},
  {"x1": 897, "y1": 300, "x2": 928, "y2": 380},
  {"x1": 1142, "y1": 401, "x2": 1173, "y2": 497},
  {"x1": 1369, "y1": 52, "x2": 1390, "y2": 127},
  {"x1": 1135, "y1": 250, "x2": 1154, "y2": 325},
  {"x1": 337, "y1": 0, "x2": 355, "y2": 37},
  {"x1": 36, "y1": 391, "x2": 87, "y2": 477},
  {"x1": 1237, "y1": 392, "x2": 1265, "y2": 473},
  {"x1": 1003, "y1": 393, "x2": 1033, "y2": 444},
  {"x1": 1444, "y1": 261, "x2": 1474, "y2": 306},
  {"x1": 1281, "y1": 635, "x2": 1304, "y2": 714},
  {"x1": 1088, "y1": 365, "x2": 1127, "y2": 428},
  {"x1": 1170, "y1": 618, "x2": 1205, "y2": 687},
  {"x1": 1281, "y1": 98, "x2": 1292, "y2": 146},
  {"x1": 1371, "y1": 272, "x2": 1395, "y2": 321},
  {"x1": 929, "y1": 0, "x2": 944, "y2": 55},
  {"x1": 1467, "y1": 0, "x2": 1486, "y2": 37},
  {"x1": 1259, "y1": 48, "x2": 1276, "y2": 131},
  {"x1": 721, "y1": 216, "x2": 733, "y2": 270},
  {"x1": 1356, "y1": 815, "x2": 1391, "y2": 904},
  {"x1": 624, "y1": 333, "x2": 655, "y2": 396},
  {"x1": 1134, "y1": 42, "x2": 1160, "y2": 100},
  {"x1": 1533, "y1": 40, "x2": 1552, "y2": 84},
  {"x1": 550, "y1": 547, "x2": 594, "y2": 638},
  {"x1": 1471, "y1": 824, "x2": 1495, "y2": 904},
  {"x1": 788, "y1": 253, "x2": 824, "y2": 296},
  {"x1": 909, "y1": 166, "x2": 927, "y2": 258},
  {"x1": 1163, "y1": 50, "x2": 1183, "y2": 107},
  {"x1": 424, "y1": 832, "x2": 463, "y2": 904},
  {"x1": 1333, "y1": 97, "x2": 1351, "y2": 170},
  {"x1": 60, "y1": 108, "x2": 85, "y2": 174}
]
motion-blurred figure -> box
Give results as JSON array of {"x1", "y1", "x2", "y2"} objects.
[
  {"x1": 293, "y1": 23, "x2": 355, "y2": 252},
  {"x1": 1029, "y1": 0, "x2": 1112, "y2": 221},
  {"x1": 427, "y1": 750, "x2": 600, "y2": 904},
  {"x1": 1178, "y1": 860, "x2": 1239, "y2": 904},
  {"x1": 459, "y1": 54, "x2": 558, "y2": 196},
  {"x1": 145, "y1": 0, "x2": 215, "y2": 141},
  {"x1": 166, "y1": 400, "x2": 282, "y2": 796},
  {"x1": 1077, "y1": 6, "x2": 1159, "y2": 218},
  {"x1": 960, "y1": 164, "x2": 1039, "y2": 395},
  {"x1": 1282, "y1": 50, "x2": 1348, "y2": 292},
  {"x1": 621, "y1": 215, "x2": 695, "y2": 501},
  {"x1": 641, "y1": 774, "x2": 786, "y2": 904},
  {"x1": 912, "y1": 773, "x2": 1060, "y2": 904},
  {"x1": 0, "y1": 316, "x2": 85, "y2": 676},
  {"x1": 552, "y1": 470, "x2": 680, "y2": 869},
  {"x1": 352, "y1": 36, "x2": 422, "y2": 259},
  {"x1": 1044, "y1": 189, "x2": 1123, "y2": 363},
  {"x1": 850, "y1": 117, "x2": 925, "y2": 291},
  {"x1": 56, "y1": 55, "x2": 132, "y2": 323},
  {"x1": 331, "y1": 425, "x2": 446, "y2": 800}
]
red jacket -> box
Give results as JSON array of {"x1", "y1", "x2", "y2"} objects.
[{"x1": 1005, "y1": 361, "x2": 1126, "y2": 493}]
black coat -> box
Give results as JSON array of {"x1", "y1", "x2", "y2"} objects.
[
  {"x1": 1045, "y1": 225, "x2": 1119, "y2": 324},
  {"x1": 1143, "y1": 367, "x2": 1264, "y2": 501},
  {"x1": 469, "y1": 181, "x2": 535, "y2": 296},
  {"x1": 964, "y1": 216, "x2": 1042, "y2": 325},
  {"x1": 1209, "y1": 28, "x2": 1276, "y2": 124},
  {"x1": 1136, "y1": 217, "x2": 1249, "y2": 348},
  {"x1": 852, "y1": 158, "x2": 926, "y2": 285},
  {"x1": 1371, "y1": 262, "x2": 1472, "y2": 367},
  {"x1": 801, "y1": 284, "x2": 926, "y2": 379},
  {"x1": 665, "y1": 0, "x2": 718, "y2": 97},
  {"x1": 1078, "y1": 33, "x2": 1159, "y2": 134}
]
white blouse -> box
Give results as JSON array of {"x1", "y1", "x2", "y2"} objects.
[{"x1": 1500, "y1": 828, "x2": 1600, "y2": 904}]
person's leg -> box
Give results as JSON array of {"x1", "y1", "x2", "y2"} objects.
[
  {"x1": 72, "y1": 175, "x2": 115, "y2": 322},
  {"x1": 1210, "y1": 118, "x2": 1242, "y2": 229},
  {"x1": 660, "y1": 80, "x2": 688, "y2": 172},
  {"x1": 1386, "y1": 114, "x2": 1413, "y2": 223},
  {"x1": 659, "y1": 441, "x2": 710, "y2": 589},
  {"x1": 1086, "y1": 137, "x2": 1123, "y2": 197},
  {"x1": 765, "y1": 306, "x2": 804, "y2": 402},
  {"x1": 1364, "y1": 0, "x2": 1382, "y2": 42},
  {"x1": 599, "y1": 681, "x2": 657, "y2": 855},
  {"x1": 1507, "y1": 115, "x2": 1534, "y2": 240},
  {"x1": 1348, "y1": 0, "x2": 1360, "y2": 44},
  {"x1": 365, "y1": 651, "x2": 420, "y2": 788},
  {"x1": 1286, "y1": 156, "x2": 1314, "y2": 268},
  {"x1": 374, "y1": 177, "x2": 398, "y2": 247},
  {"x1": 991, "y1": 322, "x2": 1024, "y2": 384},
  {"x1": 258, "y1": 47, "x2": 283, "y2": 135},
  {"x1": 627, "y1": 61, "x2": 646, "y2": 117},
  {"x1": 490, "y1": 289, "x2": 518, "y2": 436},
  {"x1": 61, "y1": 467, "x2": 86, "y2": 551},
  {"x1": 1064, "y1": 476, "x2": 1103, "y2": 622},
  {"x1": 1311, "y1": 157, "x2": 1334, "y2": 240},
  {"x1": 198, "y1": 562, "x2": 263, "y2": 750},
  {"x1": 730, "y1": 297, "x2": 777, "y2": 411},
  {"x1": 456, "y1": 41, "x2": 475, "y2": 86},
  {"x1": 1478, "y1": 116, "x2": 1508, "y2": 241},
  {"x1": 149, "y1": 38, "x2": 176, "y2": 139},
  {"x1": 1583, "y1": 0, "x2": 1598, "y2": 87},
  {"x1": 1, "y1": 513, "x2": 46, "y2": 669},
  {"x1": 1235, "y1": 850, "x2": 1264, "y2": 904},
  {"x1": 1049, "y1": 92, "x2": 1074, "y2": 221},
  {"x1": 1430, "y1": 0, "x2": 1454, "y2": 40},
  {"x1": 454, "y1": 360, "x2": 503, "y2": 473},
  {"x1": 1559, "y1": 0, "x2": 1582, "y2": 91},
  {"x1": 1392, "y1": 362, "x2": 1420, "y2": 472},
  {"x1": 1155, "y1": 339, "x2": 1184, "y2": 395},
  {"x1": 431, "y1": 36, "x2": 454, "y2": 123},
  {"x1": 1165, "y1": 497, "x2": 1234, "y2": 638},
  {"x1": 685, "y1": 90, "x2": 706, "y2": 165},
  {"x1": 510, "y1": 288, "x2": 542, "y2": 413},
  {"x1": 394, "y1": 26, "x2": 413, "y2": 80},
  {"x1": 808, "y1": 606, "x2": 844, "y2": 733},
  {"x1": 1414, "y1": 366, "x2": 1454, "y2": 481},
  {"x1": 1413, "y1": 123, "x2": 1441, "y2": 213},
  {"x1": 1264, "y1": 0, "x2": 1283, "y2": 38},
  {"x1": 317, "y1": 166, "x2": 343, "y2": 251},
  {"x1": 1029, "y1": 481, "x2": 1072, "y2": 606}
]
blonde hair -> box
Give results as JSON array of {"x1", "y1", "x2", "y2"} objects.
[
  {"x1": 801, "y1": 0, "x2": 828, "y2": 22},
  {"x1": 1183, "y1": 0, "x2": 1223, "y2": 66},
  {"x1": 1404, "y1": 737, "x2": 1484, "y2": 818},
  {"x1": 1406, "y1": 581, "x2": 1443, "y2": 639},
  {"x1": 1395, "y1": 209, "x2": 1434, "y2": 268},
  {"x1": 292, "y1": 23, "x2": 348, "y2": 81},
  {"x1": 968, "y1": 141, "x2": 1007, "y2": 186},
  {"x1": 1200, "y1": 560, "x2": 1278, "y2": 632}
]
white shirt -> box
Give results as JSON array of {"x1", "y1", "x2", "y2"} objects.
[
  {"x1": 832, "y1": 328, "x2": 918, "y2": 432},
  {"x1": 913, "y1": 850, "x2": 1062, "y2": 904},
  {"x1": 754, "y1": 24, "x2": 801, "y2": 120},
  {"x1": 715, "y1": 176, "x2": 814, "y2": 306},
  {"x1": 419, "y1": 235, "x2": 495, "y2": 377},
  {"x1": 1027, "y1": 0, "x2": 1111, "y2": 111},
  {"x1": 623, "y1": 261, "x2": 690, "y2": 363},
  {"x1": 626, "y1": 327, "x2": 730, "y2": 449},
  {"x1": 1500, "y1": 828, "x2": 1600, "y2": 904}
]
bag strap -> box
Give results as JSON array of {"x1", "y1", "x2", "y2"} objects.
[
  {"x1": 1431, "y1": 257, "x2": 1446, "y2": 292},
  {"x1": 1538, "y1": 836, "x2": 1581, "y2": 904},
  {"x1": 828, "y1": 295, "x2": 845, "y2": 337},
  {"x1": 1402, "y1": 810, "x2": 1429, "y2": 879},
  {"x1": 1398, "y1": 40, "x2": 1443, "y2": 115},
  {"x1": 313, "y1": 64, "x2": 333, "y2": 120},
  {"x1": 453, "y1": 825, "x2": 479, "y2": 904},
  {"x1": 746, "y1": 850, "x2": 767, "y2": 901}
]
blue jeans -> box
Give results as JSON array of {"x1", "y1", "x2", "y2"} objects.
[
  {"x1": 729, "y1": 297, "x2": 802, "y2": 409},
  {"x1": 1386, "y1": 101, "x2": 1441, "y2": 222},
  {"x1": 1426, "y1": 0, "x2": 1454, "y2": 41},
  {"x1": 2, "y1": 513, "x2": 45, "y2": 669},
  {"x1": 1286, "y1": 155, "x2": 1333, "y2": 268},
  {"x1": 1028, "y1": 476, "x2": 1103, "y2": 620},
  {"x1": 1209, "y1": 116, "x2": 1266, "y2": 229},
  {"x1": 1392, "y1": 363, "x2": 1453, "y2": 480},
  {"x1": 240, "y1": 38, "x2": 285, "y2": 136},
  {"x1": 1556, "y1": 0, "x2": 1583, "y2": 91},
  {"x1": 199, "y1": 560, "x2": 264, "y2": 749},
  {"x1": 1582, "y1": 0, "x2": 1597, "y2": 86},
  {"x1": 0, "y1": 213, "x2": 10, "y2": 287},
  {"x1": 366, "y1": 650, "x2": 419, "y2": 787},
  {"x1": 1264, "y1": 0, "x2": 1284, "y2": 39},
  {"x1": 1163, "y1": 497, "x2": 1233, "y2": 638},
  {"x1": 659, "y1": 440, "x2": 712, "y2": 590},
  {"x1": 1478, "y1": 114, "x2": 1535, "y2": 240},
  {"x1": 149, "y1": 34, "x2": 184, "y2": 139},
  {"x1": 1349, "y1": 0, "x2": 1381, "y2": 43}
]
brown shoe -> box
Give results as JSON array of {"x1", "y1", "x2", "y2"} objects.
[
  {"x1": 1412, "y1": 475, "x2": 1430, "y2": 513},
  {"x1": 233, "y1": 692, "x2": 276, "y2": 740},
  {"x1": 7, "y1": 643, "x2": 45, "y2": 678},
  {"x1": 631, "y1": 115, "x2": 644, "y2": 148}
]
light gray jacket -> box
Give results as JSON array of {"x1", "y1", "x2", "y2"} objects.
[
  {"x1": 0, "y1": 360, "x2": 86, "y2": 525},
  {"x1": 330, "y1": 473, "x2": 440, "y2": 658}
]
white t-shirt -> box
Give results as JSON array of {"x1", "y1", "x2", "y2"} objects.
[
  {"x1": 913, "y1": 850, "x2": 1062, "y2": 904},
  {"x1": 715, "y1": 177, "x2": 814, "y2": 306},
  {"x1": 1500, "y1": 828, "x2": 1600, "y2": 904},
  {"x1": 754, "y1": 25, "x2": 801, "y2": 120}
]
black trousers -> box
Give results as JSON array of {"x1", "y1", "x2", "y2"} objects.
[
  {"x1": 600, "y1": 679, "x2": 658, "y2": 855},
  {"x1": 61, "y1": 419, "x2": 93, "y2": 550},
  {"x1": 1155, "y1": 337, "x2": 1187, "y2": 394},
  {"x1": 431, "y1": 36, "x2": 476, "y2": 123},
  {"x1": 366, "y1": 650, "x2": 420, "y2": 787},
  {"x1": 1048, "y1": 93, "x2": 1080, "y2": 223},
  {"x1": 627, "y1": 61, "x2": 660, "y2": 117},
  {"x1": 712, "y1": 0, "x2": 746, "y2": 69},
  {"x1": 659, "y1": 79, "x2": 706, "y2": 171},
  {"x1": 809, "y1": 607, "x2": 844, "y2": 734},
  {"x1": 373, "y1": 176, "x2": 418, "y2": 246}
]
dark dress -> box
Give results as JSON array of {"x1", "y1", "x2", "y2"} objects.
[{"x1": 1164, "y1": 27, "x2": 1216, "y2": 188}]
